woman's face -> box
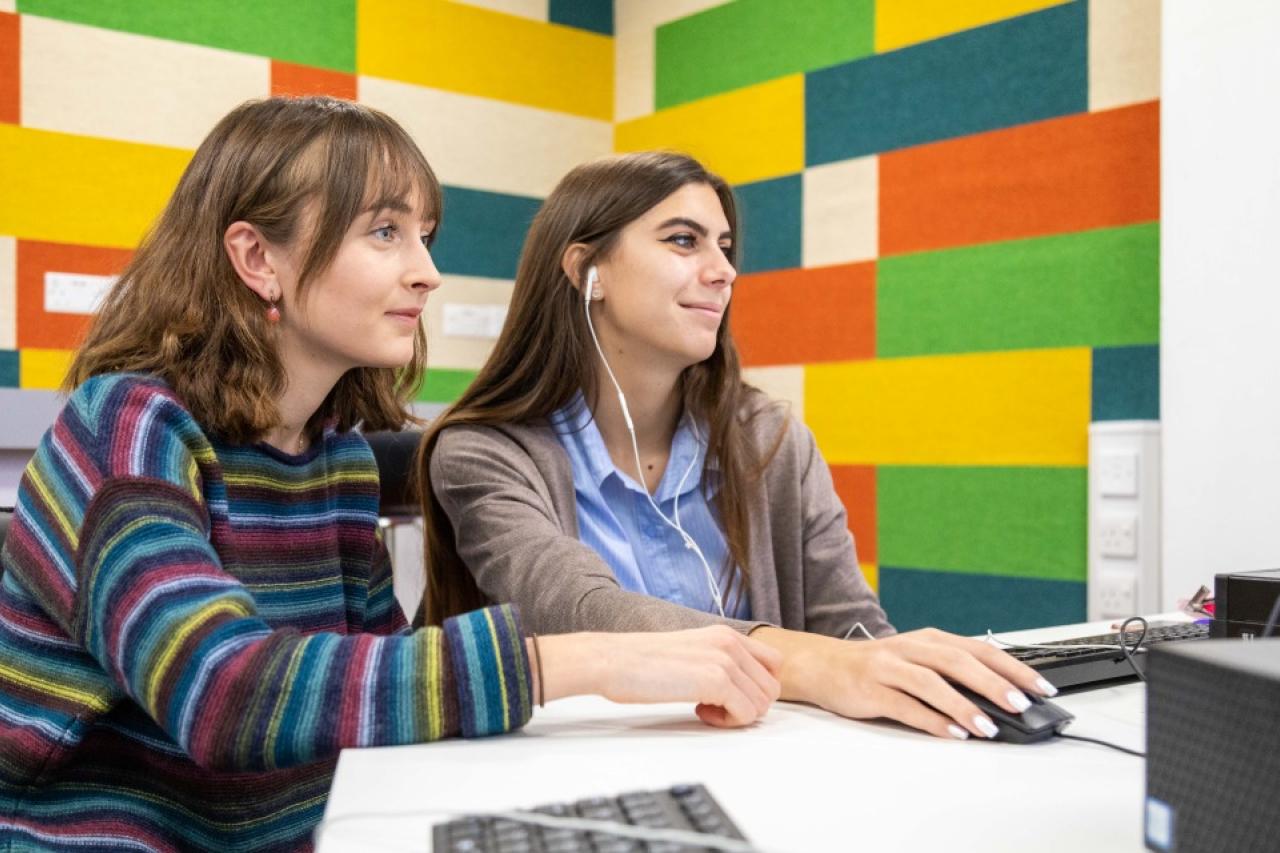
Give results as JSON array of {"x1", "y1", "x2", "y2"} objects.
[
  {"x1": 592, "y1": 182, "x2": 736, "y2": 372},
  {"x1": 273, "y1": 195, "x2": 440, "y2": 374}
]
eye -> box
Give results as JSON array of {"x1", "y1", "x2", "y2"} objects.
[
  {"x1": 372, "y1": 224, "x2": 397, "y2": 241},
  {"x1": 663, "y1": 233, "x2": 697, "y2": 250},
  {"x1": 420, "y1": 232, "x2": 433, "y2": 249},
  {"x1": 718, "y1": 242, "x2": 734, "y2": 259}
]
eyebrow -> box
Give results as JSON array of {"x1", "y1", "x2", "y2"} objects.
[
  {"x1": 364, "y1": 199, "x2": 437, "y2": 228},
  {"x1": 365, "y1": 195, "x2": 413, "y2": 213},
  {"x1": 656, "y1": 217, "x2": 733, "y2": 241}
]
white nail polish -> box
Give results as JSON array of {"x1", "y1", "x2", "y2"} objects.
[
  {"x1": 947, "y1": 724, "x2": 970, "y2": 740},
  {"x1": 1036, "y1": 677, "x2": 1059, "y2": 697},
  {"x1": 1007, "y1": 690, "x2": 1031, "y2": 712},
  {"x1": 975, "y1": 716, "x2": 999, "y2": 738}
]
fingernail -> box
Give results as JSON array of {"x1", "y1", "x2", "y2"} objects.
[
  {"x1": 1007, "y1": 690, "x2": 1031, "y2": 712},
  {"x1": 947, "y1": 724, "x2": 970, "y2": 740},
  {"x1": 1035, "y1": 677, "x2": 1059, "y2": 697},
  {"x1": 975, "y1": 716, "x2": 999, "y2": 738}
]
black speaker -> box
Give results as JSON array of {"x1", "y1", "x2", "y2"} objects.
[
  {"x1": 1144, "y1": 639, "x2": 1280, "y2": 852},
  {"x1": 1211, "y1": 567, "x2": 1280, "y2": 638}
]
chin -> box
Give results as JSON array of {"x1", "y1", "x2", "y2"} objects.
[{"x1": 359, "y1": 348, "x2": 416, "y2": 370}]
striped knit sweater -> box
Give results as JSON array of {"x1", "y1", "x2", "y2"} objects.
[{"x1": 0, "y1": 373, "x2": 533, "y2": 851}]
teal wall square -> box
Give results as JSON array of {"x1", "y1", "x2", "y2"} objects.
[
  {"x1": 1092, "y1": 344, "x2": 1160, "y2": 421},
  {"x1": 735, "y1": 174, "x2": 802, "y2": 274}
]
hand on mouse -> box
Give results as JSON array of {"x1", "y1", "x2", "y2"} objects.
[{"x1": 749, "y1": 625, "x2": 1057, "y2": 739}]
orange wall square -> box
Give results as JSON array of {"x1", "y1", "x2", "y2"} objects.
[
  {"x1": 880, "y1": 101, "x2": 1160, "y2": 256},
  {"x1": 18, "y1": 240, "x2": 133, "y2": 350},
  {"x1": 0, "y1": 13, "x2": 18, "y2": 124},
  {"x1": 730, "y1": 261, "x2": 875, "y2": 367},
  {"x1": 271, "y1": 60, "x2": 358, "y2": 100},
  {"x1": 830, "y1": 465, "x2": 876, "y2": 564}
]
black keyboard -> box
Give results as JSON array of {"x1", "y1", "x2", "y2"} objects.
[
  {"x1": 1003, "y1": 621, "x2": 1211, "y2": 690},
  {"x1": 432, "y1": 783, "x2": 748, "y2": 853}
]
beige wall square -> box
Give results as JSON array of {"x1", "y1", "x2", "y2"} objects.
[
  {"x1": 21, "y1": 15, "x2": 268, "y2": 150},
  {"x1": 451, "y1": 0, "x2": 548, "y2": 22},
  {"x1": 360, "y1": 76, "x2": 611, "y2": 198},
  {"x1": 1090, "y1": 0, "x2": 1161, "y2": 111},
  {"x1": 425, "y1": 274, "x2": 515, "y2": 370},
  {"x1": 803, "y1": 156, "x2": 878, "y2": 268},
  {"x1": 0, "y1": 237, "x2": 14, "y2": 350},
  {"x1": 742, "y1": 364, "x2": 804, "y2": 421}
]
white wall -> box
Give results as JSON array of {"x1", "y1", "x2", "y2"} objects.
[{"x1": 1161, "y1": 0, "x2": 1280, "y2": 606}]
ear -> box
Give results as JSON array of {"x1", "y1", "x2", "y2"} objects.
[
  {"x1": 560, "y1": 243, "x2": 591, "y2": 293},
  {"x1": 224, "y1": 221, "x2": 281, "y2": 302}
]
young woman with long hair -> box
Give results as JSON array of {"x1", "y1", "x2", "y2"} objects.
[
  {"x1": 0, "y1": 101, "x2": 779, "y2": 851},
  {"x1": 420, "y1": 151, "x2": 1057, "y2": 744}
]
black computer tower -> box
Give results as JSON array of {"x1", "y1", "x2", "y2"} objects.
[{"x1": 1145, "y1": 639, "x2": 1280, "y2": 852}]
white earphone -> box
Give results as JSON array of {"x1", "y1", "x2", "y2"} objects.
[{"x1": 582, "y1": 264, "x2": 727, "y2": 617}]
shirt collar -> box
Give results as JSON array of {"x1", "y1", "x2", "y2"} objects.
[{"x1": 550, "y1": 392, "x2": 714, "y2": 500}]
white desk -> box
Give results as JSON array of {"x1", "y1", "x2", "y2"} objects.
[{"x1": 320, "y1": 617, "x2": 1174, "y2": 852}]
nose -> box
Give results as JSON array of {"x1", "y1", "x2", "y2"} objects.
[
  {"x1": 702, "y1": 246, "x2": 736, "y2": 290},
  {"x1": 409, "y1": 241, "x2": 443, "y2": 293}
]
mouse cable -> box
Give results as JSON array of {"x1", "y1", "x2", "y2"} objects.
[
  {"x1": 1117, "y1": 616, "x2": 1149, "y2": 682},
  {"x1": 314, "y1": 806, "x2": 777, "y2": 853},
  {"x1": 1056, "y1": 732, "x2": 1145, "y2": 758}
]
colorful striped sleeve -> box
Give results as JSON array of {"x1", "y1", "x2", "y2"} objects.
[
  {"x1": 363, "y1": 536, "x2": 410, "y2": 635},
  {"x1": 74, "y1": 478, "x2": 532, "y2": 770}
]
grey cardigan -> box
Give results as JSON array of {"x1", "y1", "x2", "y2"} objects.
[{"x1": 430, "y1": 400, "x2": 894, "y2": 638}]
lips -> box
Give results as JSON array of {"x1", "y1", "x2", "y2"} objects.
[
  {"x1": 386, "y1": 308, "x2": 423, "y2": 321},
  {"x1": 681, "y1": 302, "x2": 724, "y2": 319}
]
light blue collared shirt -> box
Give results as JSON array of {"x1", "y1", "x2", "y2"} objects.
[{"x1": 550, "y1": 396, "x2": 750, "y2": 619}]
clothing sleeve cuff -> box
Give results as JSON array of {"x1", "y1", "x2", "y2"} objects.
[{"x1": 442, "y1": 604, "x2": 535, "y2": 737}]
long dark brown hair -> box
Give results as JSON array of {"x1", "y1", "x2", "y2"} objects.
[
  {"x1": 66, "y1": 96, "x2": 440, "y2": 442},
  {"x1": 419, "y1": 151, "x2": 780, "y2": 624}
]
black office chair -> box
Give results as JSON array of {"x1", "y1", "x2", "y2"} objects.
[
  {"x1": 363, "y1": 429, "x2": 423, "y2": 518},
  {"x1": 0, "y1": 506, "x2": 13, "y2": 582},
  {"x1": 363, "y1": 430, "x2": 427, "y2": 621}
]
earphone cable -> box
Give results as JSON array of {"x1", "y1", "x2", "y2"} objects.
[{"x1": 583, "y1": 269, "x2": 726, "y2": 616}]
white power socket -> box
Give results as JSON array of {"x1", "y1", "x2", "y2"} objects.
[
  {"x1": 1098, "y1": 451, "x2": 1139, "y2": 497},
  {"x1": 1098, "y1": 513, "x2": 1139, "y2": 558},
  {"x1": 1096, "y1": 571, "x2": 1138, "y2": 618}
]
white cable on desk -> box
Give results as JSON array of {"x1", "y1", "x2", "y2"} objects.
[
  {"x1": 983, "y1": 632, "x2": 1146, "y2": 653},
  {"x1": 314, "y1": 806, "x2": 778, "y2": 852}
]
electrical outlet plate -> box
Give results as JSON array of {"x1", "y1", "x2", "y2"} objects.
[
  {"x1": 1098, "y1": 451, "x2": 1140, "y2": 497},
  {"x1": 45, "y1": 271, "x2": 114, "y2": 315},
  {"x1": 1099, "y1": 514, "x2": 1139, "y2": 558},
  {"x1": 1097, "y1": 571, "x2": 1138, "y2": 618},
  {"x1": 442, "y1": 303, "x2": 506, "y2": 339}
]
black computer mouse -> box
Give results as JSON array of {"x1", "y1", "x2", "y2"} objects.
[{"x1": 948, "y1": 681, "x2": 1075, "y2": 744}]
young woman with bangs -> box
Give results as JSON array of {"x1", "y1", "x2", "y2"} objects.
[
  {"x1": 420, "y1": 151, "x2": 1060, "y2": 745},
  {"x1": 0, "y1": 99, "x2": 779, "y2": 851}
]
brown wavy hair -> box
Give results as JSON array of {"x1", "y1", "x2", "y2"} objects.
[
  {"x1": 419, "y1": 151, "x2": 782, "y2": 625},
  {"x1": 66, "y1": 96, "x2": 440, "y2": 442}
]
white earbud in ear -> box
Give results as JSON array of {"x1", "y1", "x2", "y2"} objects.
[{"x1": 586, "y1": 266, "x2": 602, "y2": 301}]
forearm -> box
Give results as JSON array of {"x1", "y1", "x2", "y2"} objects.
[
  {"x1": 748, "y1": 625, "x2": 843, "y2": 704},
  {"x1": 526, "y1": 632, "x2": 606, "y2": 703}
]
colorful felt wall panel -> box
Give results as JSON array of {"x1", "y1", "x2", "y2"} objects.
[
  {"x1": 1, "y1": 0, "x2": 612, "y2": 399},
  {"x1": 3, "y1": 1, "x2": 1161, "y2": 634},
  {"x1": 632, "y1": 0, "x2": 1160, "y2": 632}
]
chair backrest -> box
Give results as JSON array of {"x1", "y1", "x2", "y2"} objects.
[
  {"x1": 363, "y1": 430, "x2": 424, "y2": 519},
  {"x1": 0, "y1": 507, "x2": 12, "y2": 581}
]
